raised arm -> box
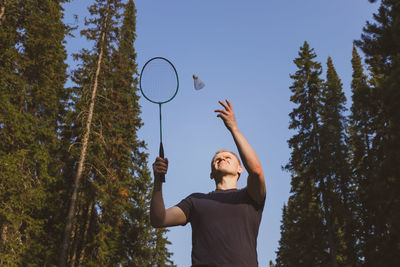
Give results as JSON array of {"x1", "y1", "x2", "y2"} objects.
[
  {"x1": 215, "y1": 99, "x2": 266, "y2": 204},
  {"x1": 150, "y1": 157, "x2": 187, "y2": 228}
]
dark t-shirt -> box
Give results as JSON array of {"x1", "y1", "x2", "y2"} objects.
[{"x1": 176, "y1": 188, "x2": 265, "y2": 267}]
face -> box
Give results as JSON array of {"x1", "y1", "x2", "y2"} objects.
[{"x1": 210, "y1": 151, "x2": 242, "y2": 179}]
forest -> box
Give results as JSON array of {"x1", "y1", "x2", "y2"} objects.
[{"x1": 1, "y1": 0, "x2": 399, "y2": 266}]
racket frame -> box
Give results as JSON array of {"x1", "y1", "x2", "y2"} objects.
[
  {"x1": 139, "y1": 57, "x2": 179, "y2": 104},
  {"x1": 139, "y1": 57, "x2": 179, "y2": 183}
]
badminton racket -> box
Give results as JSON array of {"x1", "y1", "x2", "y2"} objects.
[{"x1": 140, "y1": 57, "x2": 179, "y2": 182}]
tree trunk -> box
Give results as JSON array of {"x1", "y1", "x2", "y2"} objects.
[
  {"x1": 69, "y1": 208, "x2": 81, "y2": 267},
  {"x1": 0, "y1": 5, "x2": 5, "y2": 24},
  {"x1": 58, "y1": 3, "x2": 110, "y2": 266},
  {"x1": 321, "y1": 181, "x2": 338, "y2": 267},
  {"x1": 77, "y1": 202, "x2": 94, "y2": 266},
  {"x1": 1, "y1": 224, "x2": 7, "y2": 244}
]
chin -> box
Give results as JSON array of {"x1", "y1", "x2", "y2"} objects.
[{"x1": 217, "y1": 169, "x2": 236, "y2": 176}]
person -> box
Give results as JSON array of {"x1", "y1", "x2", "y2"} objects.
[{"x1": 150, "y1": 99, "x2": 266, "y2": 267}]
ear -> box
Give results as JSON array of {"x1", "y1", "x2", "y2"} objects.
[{"x1": 238, "y1": 165, "x2": 243, "y2": 174}]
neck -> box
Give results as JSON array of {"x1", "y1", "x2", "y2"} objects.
[{"x1": 215, "y1": 174, "x2": 238, "y2": 190}]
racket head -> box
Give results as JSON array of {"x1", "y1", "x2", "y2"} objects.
[{"x1": 139, "y1": 57, "x2": 179, "y2": 104}]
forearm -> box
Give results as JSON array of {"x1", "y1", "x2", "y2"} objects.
[
  {"x1": 230, "y1": 127, "x2": 263, "y2": 175},
  {"x1": 231, "y1": 126, "x2": 265, "y2": 203},
  {"x1": 215, "y1": 99, "x2": 265, "y2": 203},
  {"x1": 150, "y1": 178, "x2": 166, "y2": 228}
]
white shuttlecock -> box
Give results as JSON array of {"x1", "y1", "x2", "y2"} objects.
[{"x1": 193, "y1": 74, "x2": 205, "y2": 90}]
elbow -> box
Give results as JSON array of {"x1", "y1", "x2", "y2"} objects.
[
  {"x1": 150, "y1": 218, "x2": 162, "y2": 228},
  {"x1": 250, "y1": 165, "x2": 264, "y2": 178},
  {"x1": 151, "y1": 223, "x2": 162, "y2": 228},
  {"x1": 150, "y1": 214, "x2": 165, "y2": 228}
]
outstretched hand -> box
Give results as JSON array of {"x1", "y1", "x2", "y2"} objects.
[{"x1": 215, "y1": 99, "x2": 238, "y2": 132}]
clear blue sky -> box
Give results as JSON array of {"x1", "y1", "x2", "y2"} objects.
[{"x1": 63, "y1": 1, "x2": 379, "y2": 266}]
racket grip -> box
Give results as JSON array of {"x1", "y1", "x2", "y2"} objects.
[{"x1": 159, "y1": 142, "x2": 165, "y2": 183}]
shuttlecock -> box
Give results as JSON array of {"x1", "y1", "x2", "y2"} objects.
[{"x1": 193, "y1": 74, "x2": 205, "y2": 90}]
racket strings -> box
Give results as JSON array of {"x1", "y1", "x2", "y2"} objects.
[{"x1": 140, "y1": 58, "x2": 178, "y2": 103}]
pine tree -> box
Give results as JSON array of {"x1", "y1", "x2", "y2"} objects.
[
  {"x1": 150, "y1": 228, "x2": 175, "y2": 266},
  {"x1": 0, "y1": 9, "x2": 29, "y2": 265},
  {"x1": 348, "y1": 45, "x2": 375, "y2": 266},
  {"x1": 60, "y1": 0, "x2": 175, "y2": 265},
  {"x1": 275, "y1": 42, "x2": 329, "y2": 266},
  {"x1": 276, "y1": 180, "x2": 327, "y2": 266},
  {"x1": 0, "y1": 0, "x2": 68, "y2": 265},
  {"x1": 58, "y1": 0, "x2": 116, "y2": 264},
  {"x1": 354, "y1": 1, "x2": 400, "y2": 265},
  {"x1": 319, "y1": 57, "x2": 357, "y2": 266}
]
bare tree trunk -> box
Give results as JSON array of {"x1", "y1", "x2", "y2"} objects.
[
  {"x1": 58, "y1": 3, "x2": 110, "y2": 266},
  {"x1": 77, "y1": 202, "x2": 94, "y2": 266},
  {"x1": 1, "y1": 224, "x2": 7, "y2": 244},
  {"x1": 69, "y1": 208, "x2": 81, "y2": 267},
  {"x1": 0, "y1": 6, "x2": 5, "y2": 23}
]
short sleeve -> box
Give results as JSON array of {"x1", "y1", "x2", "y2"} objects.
[
  {"x1": 176, "y1": 194, "x2": 194, "y2": 225},
  {"x1": 243, "y1": 187, "x2": 266, "y2": 211}
]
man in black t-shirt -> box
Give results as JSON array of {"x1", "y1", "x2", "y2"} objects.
[{"x1": 150, "y1": 99, "x2": 266, "y2": 267}]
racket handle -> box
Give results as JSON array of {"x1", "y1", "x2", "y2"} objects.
[{"x1": 159, "y1": 142, "x2": 165, "y2": 183}]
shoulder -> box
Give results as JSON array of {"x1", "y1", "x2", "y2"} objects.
[
  {"x1": 185, "y1": 192, "x2": 208, "y2": 200},
  {"x1": 177, "y1": 192, "x2": 208, "y2": 206},
  {"x1": 243, "y1": 187, "x2": 266, "y2": 210}
]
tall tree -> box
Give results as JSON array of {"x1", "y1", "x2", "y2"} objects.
[
  {"x1": 348, "y1": 45, "x2": 375, "y2": 266},
  {"x1": 354, "y1": 0, "x2": 400, "y2": 265},
  {"x1": 275, "y1": 42, "x2": 329, "y2": 266},
  {"x1": 0, "y1": 0, "x2": 69, "y2": 265},
  {"x1": 58, "y1": 0, "x2": 114, "y2": 264},
  {"x1": 319, "y1": 57, "x2": 356, "y2": 266},
  {"x1": 60, "y1": 0, "x2": 175, "y2": 265}
]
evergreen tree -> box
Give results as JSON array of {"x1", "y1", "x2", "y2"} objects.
[
  {"x1": 319, "y1": 57, "x2": 356, "y2": 266},
  {"x1": 348, "y1": 45, "x2": 375, "y2": 266},
  {"x1": 150, "y1": 228, "x2": 175, "y2": 267},
  {"x1": 60, "y1": 0, "x2": 175, "y2": 265},
  {"x1": 354, "y1": 1, "x2": 400, "y2": 265},
  {"x1": 58, "y1": 0, "x2": 117, "y2": 264},
  {"x1": 0, "y1": 0, "x2": 69, "y2": 265},
  {"x1": 275, "y1": 42, "x2": 329, "y2": 266}
]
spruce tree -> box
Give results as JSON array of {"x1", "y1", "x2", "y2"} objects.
[
  {"x1": 60, "y1": 0, "x2": 175, "y2": 265},
  {"x1": 319, "y1": 57, "x2": 356, "y2": 266},
  {"x1": 275, "y1": 42, "x2": 329, "y2": 266},
  {"x1": 348, "y1": 45, "x2": 375, "y2": 266},
  {"x1": 58, "y1": 0, "x2": 116, "y2": 264},
  {"x1": 354, "y1": 1, "x2": 400, "y2": 265},
  {"x1": 0, "y1": 0, "x2": 68, "y2": 265}
]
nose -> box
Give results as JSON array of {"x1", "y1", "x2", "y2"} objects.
[{"x1": 217, "y1": 158, "x2": 227, "y2": 164}]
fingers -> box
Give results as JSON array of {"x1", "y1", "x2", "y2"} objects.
[
  {"x1": 218, "y1": 100, "x2": 230, "y2": 111},
  {"x1": 218, "y1": 99, "x2": 233, "y2": 110},
  {"x1": 215, "y1": 99, "x2": 233, "y2": 118},
  {"x1": 153, "y1": 157, "x2": 168, "y2": 175},
  {"x1": 215, "y1": 99, "x2": 237, "y2": 131},
  {"x1": 214, "y1": 109, "x2": 229, "y2": 116},
  {"x1": 226, "y1": 99, "x2": 232, "y2": 109}
]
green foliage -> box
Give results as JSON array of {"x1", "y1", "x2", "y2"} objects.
[
  {"x1": 320, "y1": 57, "x2": 356, "y2": 266},
  {"x1": 353, "y1": 1, "x2": 400, "y2": 265},
  {"x1": 60, "y1": 0, "x2": 175, "y2": 265},
  {"x1": 277, "y1": 2, "x2": 400, "y2": 264},
  {"x1": 348, "y1": 46, "x2": 375, "y2": 266},
  {"x1": 1, "y1": 0, "x2": 174, "y2": 265},
  {"x1": 277, "y1": 42, "x2": 357, "y2": 266},
  {"x1": 0, "y1": 0, "x2": 68, "y2": 265},
  {"x1": 276, "y1": 42, "x2": 329, "y2": 266}
]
